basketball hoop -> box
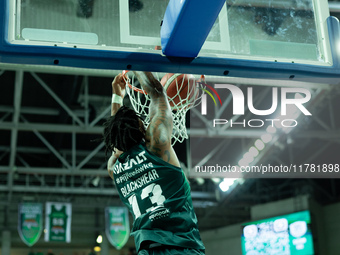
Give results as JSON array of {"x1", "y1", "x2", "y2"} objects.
[{"x1": 122, "y1": 71, "x2": 204, "y2": 145}]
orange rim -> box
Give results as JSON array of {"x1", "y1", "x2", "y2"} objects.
[
  {"x1": 122, "y1": 71, "x2": 205, "y2": 95},
  {"x1": 122, "y1": 70, "x2": 148, "y2": 95}
]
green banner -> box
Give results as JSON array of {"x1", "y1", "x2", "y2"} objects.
[
  {"x1": 18, "y1": 203, "x2": 43, "y2": 247},
  {"x1": 105, "y1": 207, "x2": 130, "y2": 250},
  {"x1": 44, "y1": 202, "x2": 72, "y2": 243}
]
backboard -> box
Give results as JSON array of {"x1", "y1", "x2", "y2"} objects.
[
  {"x1": 1, "y1": 0, "x2": 340, "y2": 81},
  {"x1": 9, "y1": 0, "x2": 229, "y2": 53}
]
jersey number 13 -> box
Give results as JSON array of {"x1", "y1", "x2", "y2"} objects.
[{"x1": 128, "y1": 183, "x2": 166, "y2": 218}]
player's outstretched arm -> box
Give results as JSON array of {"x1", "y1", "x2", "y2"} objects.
[
  {"x1": 111, "y1": 73, "x2": 126, "y2": 116},
  {"x1": 133, "y1": 71, "x2": 180, "y2": 167},
  {"x1": 107, "y1": 74, "x2": 125, "y2": 179}
]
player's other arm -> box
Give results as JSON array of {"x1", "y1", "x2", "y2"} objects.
[
  {"x1": 107, "y1": 74, "x2": 125, "y2": 179},
  {"x1": 133, "y1": 71, "x2": 180, "y2": 167}
]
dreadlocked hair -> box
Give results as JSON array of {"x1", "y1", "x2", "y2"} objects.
[{"x1": 103, "y1": 106, "x2": 146, "y2": 156}]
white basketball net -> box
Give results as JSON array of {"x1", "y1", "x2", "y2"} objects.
[{"x1": 123, "y1": 72, "x2": 203, "y2": 145}]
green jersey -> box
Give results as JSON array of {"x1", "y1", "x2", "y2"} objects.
[
  {"x1": 49, "y1": 205, "x2": 68, "y2": 242},
  {"x1": 113, "y1": 143, "x2": 205, "y2": 252}
]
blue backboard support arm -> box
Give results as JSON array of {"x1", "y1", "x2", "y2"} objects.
[{"x1": 160, "y1": 0, "x2": 226, "y2": 58}]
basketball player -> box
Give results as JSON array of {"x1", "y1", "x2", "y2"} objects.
[{"x1": 104, "y1": 71, "x2": 205, "y2": 254}]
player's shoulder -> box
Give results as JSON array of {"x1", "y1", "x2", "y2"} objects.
[{"x1": 107, "y1": 154, "x2": 118, "y2": 180}]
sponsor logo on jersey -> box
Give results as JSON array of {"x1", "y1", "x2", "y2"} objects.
[
  {"x1": 149, "y1": 206, "x2": 170, "y2": 221},
  {"x1": 114, "y1": 151, "x2": 147, "y2": 174}
]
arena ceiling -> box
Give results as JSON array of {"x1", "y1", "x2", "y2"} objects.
[{"x1": 0, "y1": 66, "x2": 339, "y2": 233}]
